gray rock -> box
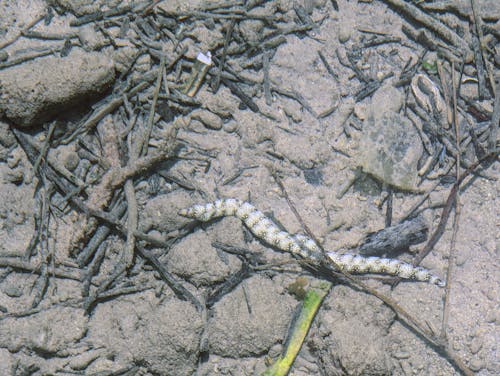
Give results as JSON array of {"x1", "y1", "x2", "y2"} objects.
[
  {"x1": 191, "y1": 109, "x2": 223, "y2": 130},
  {"x1": 88, "y1": 297, "x2": 203, "y2": 376},
  {"x1": 0, "y1": 121, "x2": 16, "y2": 147},
  {"x1": 0, "y1": 48, "x2": 115, "y2": 127},
  {"x1": 52, "y1": 0, "x2": 101, "y2": 16},
  {"x1": 0, "y1": 349, "x2": 13, "y2": 375},
  {"x1": 141, "y1": 190, "x2": 196, "y2": 234},
  {"x1": 358, "y1": 111, "x2": 422, "y2": 191},
  {"x1": 167, "y1": 229, "x2": 241, "y2": 287},
  {"x1": 0, "y1": 307, "x2": 87, "y2": 353},
  {"x1": 208, "y1": 275, "x2": 296, "y2": 357}
]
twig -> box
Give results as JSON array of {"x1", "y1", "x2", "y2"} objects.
[
  {"x1": 488, "y1": 77, "x2": 500, "y2": 153},
  {"x1": 263, "y1": 51, "x2": 272, "y2": 106},
  {"x1": 139, "y1": 55, "x2": 165, "y2": 157},
  {"x1": 469, "y1": 13, "x2": 488, "y2": 99},
  {"x1": 469, "y1": 0, "x2": 496, "y2": 96},
  {"x1": 0, "y1": 257, "x2": 82, "y2": 281},
  {"x1": 213, "y1": 19, "x2": 236, "y2": 92},
  {"x1": 62, "y1": 80, "x2": 151, "y2": 144},
  {"x1": 380, "y1": 0, "x2": 471, "y2": 57},
  {"x1": 441, "y1": 61, "x2": 461, "y2": 340},
  {"x1": 317, "y1": 50, "x2": 337, "y2": 79},
  {"x1": 0, "y1": 12, "x2": 45, "y2": 49}
]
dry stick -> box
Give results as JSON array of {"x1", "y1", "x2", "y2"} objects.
[
  {"x1": 263, "y1": 51, "x2": 272, "y2": 106},
  {"x1": 0, "y1": 43, "x2": 79, "y2": 70},
  {"x1": 470, "y1": 0, "x2": 496, "y2": 96},
  {"x1": 91, "y1": 144, "x2": 140, "y2": 302},
  {"x1": 76, "y1": 200, "x2": 127, "y2": 267},
  {"x1": 318, "y1": 50, "x2": 337, "y2": 79},
  {"x1": 139, "y1": 55, "x2": 165, "y2": 157},
  {"x1": 348, "y1": 277, "x2": 473, "y2": 376},
  {"x1": 31, "y1": 178, "x2": 52, "y2": 308},
  {"x1": 213, "y1": 19, "x2": 236, "y2": 93},
  {"x1": 436, "y1": 60, "x2": 453, "y2": 127},
  {"x1": 63, "y1": 80, "x2": 150, "y2": 144},
  {"x1": 380, "y1": 0, "x2": 471, "y2": 56},
  {"x1": 441, "y1": 62, "x2": 461, "y2": 340},
  {"x1": 0, "y1": 257, "x2": 83, "y2": 282},
  {"x1": 271, "y1": 171, "x2": 473, "y2": 375},
  {"x1": 12, "y1": 130, "x2": 170, "y2": 249},
  {"x1": 488, "y1": 78, "x2": 500, "y2": 153},
  {"x1": 29, "y1": 121, "x2": 57, "y2": 182},
  {"x1": 0, "y1": 12, "x2": 45, "y2": 49},
  {"x1": 13, "y1": 130, "x2": 198, "y2": 308},
  {"x1": 469, "y1": 12, "x2": 488, "y2": 99}
]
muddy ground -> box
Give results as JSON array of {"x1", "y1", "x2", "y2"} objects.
[{"x1": 0, "y1": 0, "x2": 498, "y2": 375}]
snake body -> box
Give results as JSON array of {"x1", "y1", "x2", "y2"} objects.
[{"x1": 179, "y1": 198, "x2": 445, "y2": 287}]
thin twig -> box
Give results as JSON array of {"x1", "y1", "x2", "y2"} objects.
[
  {"x1": 139, "y1": 55, "x2": 166, "y2": 157},
  {"x1": 441, "y1": 61, "x2": 461, "y2": 340},
  {"x1": 213, "y1": 19, "x2": 236, "y2": 92},
  {"x1": 380, "y1": 0, "x2": 471, "y2": 56}
]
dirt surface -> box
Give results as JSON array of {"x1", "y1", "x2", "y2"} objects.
[{"x1": 0, "y1": 1, "x2": 498, "y2": 375}]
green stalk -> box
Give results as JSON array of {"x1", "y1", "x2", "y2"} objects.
[{"x1": 262, "y1": 281, "x2": 332, "y2": 376}]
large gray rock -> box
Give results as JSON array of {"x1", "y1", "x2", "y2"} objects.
[
  {"x1": 0, "y1": 48, "x2": 115, "y2": 127},
  {"x1": 357, "y1": 86, "x2": 422, "y2": 191}
]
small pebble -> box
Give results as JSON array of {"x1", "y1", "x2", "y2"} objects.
[
  {"x1": 483, "y1": 287, "x2": 496, "y2": 301},
  {"x1": 5, "y1": 170, "x2": 24, "y2": 185},
  {"x1": 78, "y1": 25, "x2": 105, "y2": 50},
  {"x1": 2, "y1": 283, "x2": 24, "y2": 297},
  {"x1": 392, "y1": 351, "x2": 410, "y2": 359},
  {"x1": 64, "y1": 152, "x2": 80, "y2": 172},
  {"x1": 468, "y1": 358, "x2": 484, "y2": 372},
  {"x1": 455, "y1": 253, "x2": 468, "y2": 266},
  {"x1": 469, "y1": 337, "x2": 483, "y2": 354},
  {"x1": 338, "y1": 23, "x2": 352, "y2": 43},
  {"x1": 353, "y1": 103, "x2": 368, "y2": 120},
  {"x1": 485, "y1": 309, "x2": 497, "y2": 323},
  {"x1": 222, "y1": 120, "x2": 238, "y2": 133},
  {"x1": 0, "y1": 50, "x2": 8, "y2": 62},
  {"x1": 0, "y1": 123, "x2": 16, "y2": 148},
  {"x1": 191, "y1": 109, "x2": 223, "y2": 130}
]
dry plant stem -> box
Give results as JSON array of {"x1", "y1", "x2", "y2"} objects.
[
  {"x1": 13, "y1": 129, "x2": 196, "y2": 309},
  {"x1": 64, "y1": 80, "x2": 150, "y2": 143},
  {"x1": 470, "y1": 0, "x2": 496, "y2": 95},
  {"x1": 0, "y1": 12, "x2": 45, "y2": 49},
  {"x1": 213, "y1": 19, "x2": 236, "y2": 92},
  {"x1": 488, "y1": 78, "x2": 500, "y2": 153},
  {"x1": 87, "y1": 136, "x2": 176, "y2": 211},
  {"x1": 20, "y1": 126, "x2": 85, "y2": 189},
  {"x1": 436, "y1": 61, "x2": 452, "y2": 127},
  {"x1": 139, "y1": 56, "x2": 165, "y2": 157},
  {"x1": 92, "y1": 179, "x2": 137, "y2": 299},
  {"x1": 441, "y1": 63, "x2": 461, "y2": 340},
  {"x1": 263, "y1": 51, "x2": 272, "y2": 105},
  {"x1": 271, "y1": 171, "x2": 323, "y2": 251},
  {"x1": 0, "y1": 257, "x2": 83, "y2": 281},
  {"x1": 469, "y1": 14, "x2": 487, "y2": 99},
  {"x1": 30, "y1": 122, "x2": 57, "y2": 182},
  {"x1": 31, "y1": 179, "x2": 52, "y2": 308},
  {"x1": 134, "y1": 245, "x2": 203, "y2": 311},
  {"x1": 380, "y1": 0, "x2": 470, "y2": 56}
]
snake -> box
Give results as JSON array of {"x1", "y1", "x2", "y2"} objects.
[{"x1": 179, "y1": 198, "x2": 445, "y2": 287}]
